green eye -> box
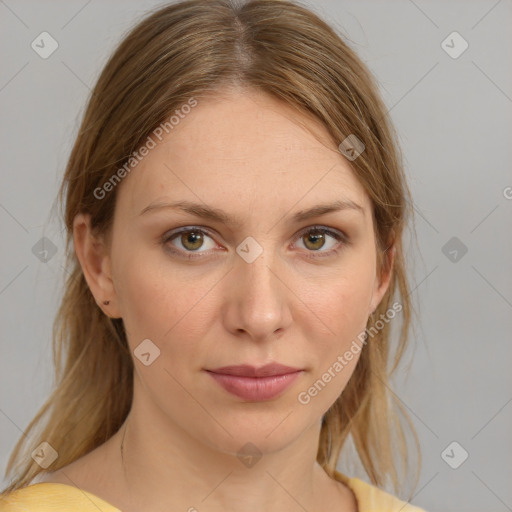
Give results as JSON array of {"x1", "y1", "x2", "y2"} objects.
[
  {"x1": 295, "y1": 226, "x2": 347, "y2": 257},
  {"x1": 162, "y1": 225, "x2": 348, "y2": 260},
  {"x1": 164, "y1": 227, "x2": 217, "y2": 255}
]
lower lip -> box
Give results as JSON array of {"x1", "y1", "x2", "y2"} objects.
[{"x1": 206, "y1": 371, "x2": 302, "y2": 401}]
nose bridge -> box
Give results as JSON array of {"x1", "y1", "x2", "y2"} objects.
[
  {"x1": 239, "y1": 240, "x2": 282, "y2": 307},
  {"x1": 228, "y1": 236, "x2": 291, "y2": 337}
]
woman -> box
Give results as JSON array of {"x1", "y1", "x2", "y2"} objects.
[{"x1": 1, "y1": 0, "x2": 426, "y2": 510}]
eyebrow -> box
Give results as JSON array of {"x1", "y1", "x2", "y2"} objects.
[{"x1": 139, "y1": 198, "x2": 364, "y2": 228}]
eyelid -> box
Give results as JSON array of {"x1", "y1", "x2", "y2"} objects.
[{"x1": 295, "y1": 225, "x2": 347, "y2": 242}]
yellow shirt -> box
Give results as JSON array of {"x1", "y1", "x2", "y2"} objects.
[{"x1": 0, "y1": 470, "x2": 427, "y2": 511}]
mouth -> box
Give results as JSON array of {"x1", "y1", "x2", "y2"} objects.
[{"x1": 205, "y1": 363, "x2": 304, "y2": 401}]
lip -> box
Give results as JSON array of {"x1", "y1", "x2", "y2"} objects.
[
  {"x1": 209, "y1": 363, "x2": 302, "y2": 377},
  {"x1": 205, "y1": 364, "x2": 303, "y2": 401}
]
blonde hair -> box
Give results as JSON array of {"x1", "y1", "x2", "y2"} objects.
[{"x1": 2, "y1": 0, "x2": 420, "y2": 499}]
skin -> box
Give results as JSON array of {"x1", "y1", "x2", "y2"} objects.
[{"x1": 40, "y1": 87, "x2": 393, "y2": 512}]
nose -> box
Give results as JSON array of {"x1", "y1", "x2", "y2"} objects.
[{"x1": 222, "y1": 245, "x2": 293, "y2": 342}]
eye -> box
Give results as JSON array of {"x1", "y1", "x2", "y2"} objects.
[
  {"x1": 293, "y1": 226, "x2": 346, "y2": 257},
  {"x1": 162, "y1": 225, "x2": 348, "y2": 260},
  {"x1": 163, "y1": 227, "x2": 218, "y2": 258}
]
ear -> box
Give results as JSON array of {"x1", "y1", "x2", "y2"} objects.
[
  {"x1": 368, "y1": 243, "x2": 396, "y2": 315},
  {"x1": 73, "y1": 213, "x2": 122, "y2": 319}
]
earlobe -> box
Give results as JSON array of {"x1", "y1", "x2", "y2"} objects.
[{"x1": 73, "y1": 213, "x2": 122, "y2": 318}]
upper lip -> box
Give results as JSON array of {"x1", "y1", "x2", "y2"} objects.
[{"x1": 206, "y1": 363, "x2": 302, "y2": 377}]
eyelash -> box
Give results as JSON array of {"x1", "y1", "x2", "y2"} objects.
[{"x1": 161, "y1": 225, "x2": 349, "y2": 260}]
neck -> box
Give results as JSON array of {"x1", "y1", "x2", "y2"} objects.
[{"x1": 110, "y1": 384, "x2": 341, "y2": 512}]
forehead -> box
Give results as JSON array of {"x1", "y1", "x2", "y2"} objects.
[{"x1": 118, "y1": 89, "x2": 372, "y2": 220}]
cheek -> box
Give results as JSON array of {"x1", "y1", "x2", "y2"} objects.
[
  {"x1": 112, "y1": 247, "x2": 216, "y2": 360},
  {"x1": 297, "y1": 265, "x2": 374, "y2": 399},
  {"x1": 335, "y1": 280, "x2": 373, "y2": 338},
  {"x1": 304, "y1": 265, "x2": 374, "y2": 342}
]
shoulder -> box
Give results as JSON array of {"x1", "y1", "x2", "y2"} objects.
[
  {"x1": 0, "y1": 482, "x2": 121, "y2": 512},
  {"x1": 334, "y1": 470, "x2": 428, "y2": 512}
]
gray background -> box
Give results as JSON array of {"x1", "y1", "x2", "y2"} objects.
[{"x1": 1, "y1": 1, "x2": 511, "y2": 511}]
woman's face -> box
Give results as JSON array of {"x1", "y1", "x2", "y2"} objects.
[{"x1": 87, "y1": 89, "x2": 391, "y2": 456}]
